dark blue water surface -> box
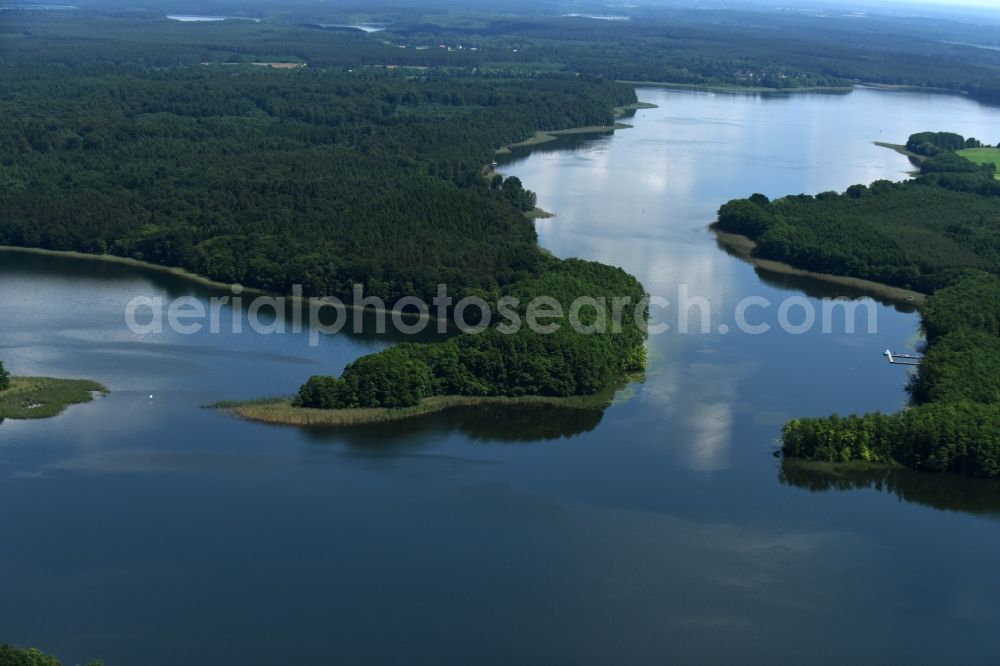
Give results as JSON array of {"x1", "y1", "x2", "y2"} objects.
[{"x1": 3, "y1": 88, "x2": 1000, "y2": 664}]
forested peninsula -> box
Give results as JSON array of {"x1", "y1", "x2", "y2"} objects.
[
  {"x1": 0, "y1": 18, "x2": 649, "y2": 420},
  {"x1": 0, "y1": 69, "x2": 633, "y2": 304},
  {"x1": 717, "y1": 132, "x2": 1000, "y2": 476}
]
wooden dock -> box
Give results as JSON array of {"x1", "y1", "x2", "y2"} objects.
[{"x1": 884, "y1": 349, "x2": 921, "y2": 366}]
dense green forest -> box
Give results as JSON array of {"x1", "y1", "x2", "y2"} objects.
[
  {"x1": 0, "y1": 362, "x2": 8, "y2": 392},
  {"x1": 783, "y1": 273, "x2": 1000, "y2": 476},
  {"x1": 0, "y1": 10, "x2": 648, "y2": 407},
  {"x1": 0, "y1": 644, "x2": 59, "y2": 666},
  {"x1": 724, "y1": 132, "x2": 1000, "y2": 476},
  {"x1": 295, "y1": 257, "x2": 647, "y2": 408},
  {"x1": 3, "y1": 4, "x2": 1000, "y2": 100},
  {"x1": 5, "y1": 7, "x2": 999, "y2": 412},
  {"x1": 906, "y1": 131, "x2": 991, "y2": 157},
  {"x1": 0, "y1": 65, "x2": 633, "y2": 303},
  {"x1": 715, "y1": 133, "x2": 1000, "y2": 294}
]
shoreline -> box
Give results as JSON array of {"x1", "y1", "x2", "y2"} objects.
[
  {"x1": 525, "y1": 206, "x2": 554, "y2": 219},
  {"x1": 212, "y1": 391, "x2": 619, "y2": 427},
  {"x1": 0, "y1": 245, "x2": 446, "y2": 325},
  {"x1": 0, "y1": 244, "x2": 253, "y2": 292},
  {"x1": 711, "y1": 227, "x2": 926, "y2": 305},
  {"x1": 873, "y1": 141, "x2": 923, "y2": 176},
  {"x1": 873, "y1": 141, "x2": 921, "y2": 160},
  {"x1": 0, "y1": 376, "x2": 108, "y2": 420},
  {"x1": 857, "y1": 82, "x2": 967, "y2": 96},
  {"x1": 496, "y1": 123, "x2": 633, "y2": 155},
  {"x1": 615, "y1": 101, "x2": 658, "y2": 116},
  {"x1": 619, "y1": 81, "x2": 855, "y2": 95},
  {"x1": 493, "y1": 104, "x2": 655, "y2": 158},
  {"x1": 622, "y1": 80, "x2": 969, "y2": 99}
]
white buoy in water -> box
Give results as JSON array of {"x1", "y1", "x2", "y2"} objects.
[{"x1": 149, "y1": 394, "x2": 154, "y2": 400}]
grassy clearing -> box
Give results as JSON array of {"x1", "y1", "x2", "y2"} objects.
[
  {"x1": 877, "y1": 142, "x2": 999, "y2": 179},
  {"x1": 957, "y1": 146, "x2": 1000, "y2": 179},
  {"x1": 0, "y1": 377, "x2": 107, "y2": 419},
  {"x1": 210, "y1": 382, "x2": 630, "y2": 428}
]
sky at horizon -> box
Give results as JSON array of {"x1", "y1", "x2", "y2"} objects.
[
  {"x1": 878, "y1": 0, "x2": 999, "y2": 8},
  {"x1": 819, "y1": 0, "x2": 1000, "y2": 10}
]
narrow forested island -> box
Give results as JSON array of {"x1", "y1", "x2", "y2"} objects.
[
  {"x1": 0, "y1": 362, "x2": 107, "y2": 420},
  {"x1": 716, "y1": 131, "x2": 1000, "y2": 476}
]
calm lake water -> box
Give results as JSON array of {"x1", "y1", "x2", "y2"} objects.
[
  {"x1": 3, "y1": 88, "x2": 1000, "y2": 664},
  {"x1": 165, "y1": 14, "x2": 262, "y2": 23}
]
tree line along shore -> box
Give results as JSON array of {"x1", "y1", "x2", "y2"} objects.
[
  {"x1": 716, "y1": 131, "x2": 1000, "y2": 477},
  {"x1": 1, "y1": 35, "x2": 650, "y2": 424},
  {"x1": 6, "y1": 9, "x2": 1000, "y2": 455}
]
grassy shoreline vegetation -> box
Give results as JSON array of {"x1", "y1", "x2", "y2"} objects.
[
  {"x1": 291, "y1": 258, "x2": 648, "y2": 412},
  {"x1": 0, "y1": 245, "x2": 453, "y2": 326},
  {"x1": 615, "y1": 101, "x2": 658, "y2": 114},
  {"x1": 0, "y1": 374, "x2": 107, "y2": 420},
  {"x1": 873, "y1": 141, "x2": 924, "y2": 163},
  {"x1": 524, "y1": 207, "x2": 554, "y2": 220},
  {"x1": 211, "y1": 380, "x2": 629, "y2": 427},
  {"x1": 495, "y1": 123, "x2": 634, "y2": 155},
  {"x1": 717, "y1": 131, "x2": 1000, "y2": 476},
  {"x1": 711, "y1": 228, "x2": 926, "y2": 305},
  {"x1": 0, "y1": 245, "x2": 253, "y2": 292}
]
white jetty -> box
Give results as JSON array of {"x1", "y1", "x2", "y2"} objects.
[{"x1": 884, "y1": 349, "x2": 922, "y2": 366}]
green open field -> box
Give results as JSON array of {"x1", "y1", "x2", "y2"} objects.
[
  {"x1": 957, "y1": 146, "x2": 1000, "y2": 179},
  {"x1": 0, "y1": 377, "x2": 107, "y2": 419}
]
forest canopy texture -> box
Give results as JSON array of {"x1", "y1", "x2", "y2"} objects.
[
  {"x1": 717, "y1": 133, "x2": 1000, "y2": 476},
  {"x1": 0, "y1": 68, "x2": 634, "y2": 304},
  {"x1": 0, "y1": 14, "x2": 648, "y2": 408},
  {"x1": 714, "y1": 133, "x2": 1000, "y2": 294}
]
